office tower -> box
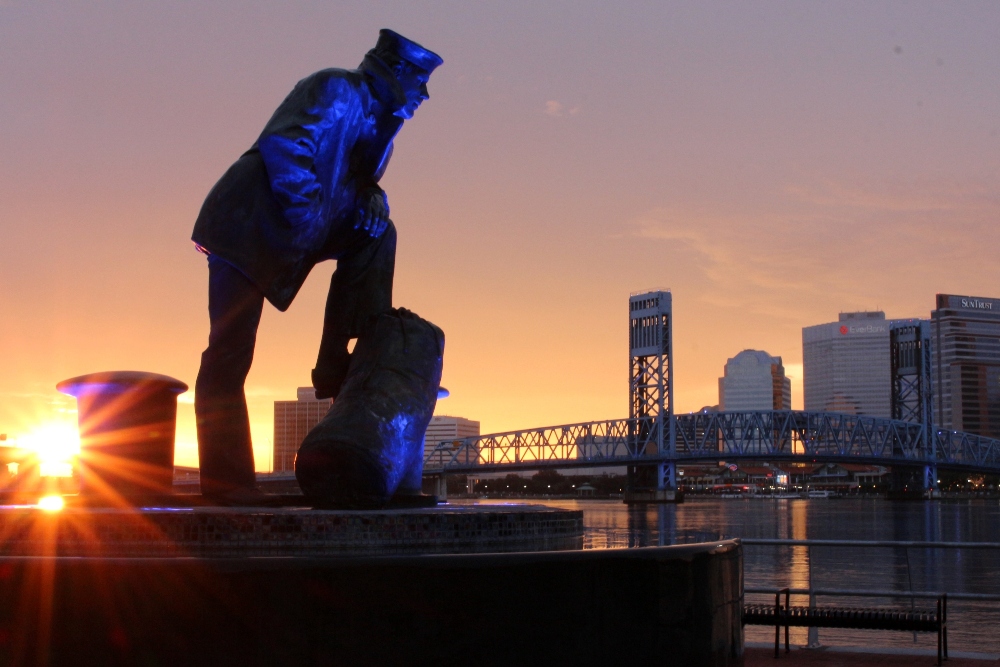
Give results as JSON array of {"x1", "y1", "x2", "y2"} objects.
[
  {"x1": 423, "y1": 415, "x2": 481, "y2": 461},
  {"x1": 931, "y1": 294, "x2": 1000, "y2": 438},
  {"x1": 718, "y1": 349, "x2": 791, "y2": 411},
  {"x1": 272, "y1": 387, "x2": 333, "y2": 473},
  {"x1": 802, "y1": 312, "x2": 892, "y2": 417}
]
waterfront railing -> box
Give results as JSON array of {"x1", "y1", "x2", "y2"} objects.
[{"x1": 741, "y1": 538, "x2": 1000, "y2": 649}]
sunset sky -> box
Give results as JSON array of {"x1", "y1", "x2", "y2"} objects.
[{"x1": 1, "y1": 1, "x2": 998, "y2": 470}]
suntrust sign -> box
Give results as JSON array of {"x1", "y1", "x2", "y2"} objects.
[
  {"x1": 939, "y1": 294, "x2": 999, "y2": 312},
  {"x1": 960, "y1": 298, "x2": 994, "y2": 310}
]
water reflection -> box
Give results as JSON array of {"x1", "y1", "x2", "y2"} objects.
[
  {"x1": 788, "y1": 501, "x2": 811, "y2": 646},
  {"x1": 460, "y1": 497, "x2": 1000, "y2": 653},
  {"x1": 624, "y1": 502, "x2": 724, "y2": 548}
]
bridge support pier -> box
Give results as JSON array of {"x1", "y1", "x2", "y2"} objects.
[
  {"x1": 422, "y1": 474, "x2": 448, "y2": 501},
  {"x1": 887, "y1": 465, "x2": 936, "y2": 500},
  {"x1": 624, "y1": 461, "x2": 683, "y2": 504},
  {"x1": 924, "y1": 464, "x2": 939, "y2": 494}
]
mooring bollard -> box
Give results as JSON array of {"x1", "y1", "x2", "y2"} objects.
[{"x1": 57, "y1": 371, "x2": 188, "y2": 499}]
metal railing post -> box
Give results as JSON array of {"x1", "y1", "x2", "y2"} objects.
[
  {"x1": 807, "y1": 544, "x2": 820, "y2": 648},
  {"x1": 905, "y1": 546, "x2": 917, "y2": 643}
]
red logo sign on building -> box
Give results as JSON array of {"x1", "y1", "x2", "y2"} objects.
[{"x1": 839, "y1": 326, "x2": 848, "y2": 335}]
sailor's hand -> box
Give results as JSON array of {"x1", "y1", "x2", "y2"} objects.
[{"x1": 355, "y1": 188, "x2": 390, "y2": 238}]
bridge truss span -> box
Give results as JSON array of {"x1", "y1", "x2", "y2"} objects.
[
  {"x1": 675, "y1": 410, "x2": 929, "y2": 463},
  {"x1": 936, "y1": 430, "x2": 1000, "y2": 470},
  {"x1": 423, "y1": 410, "x2": 1000, "y2": 475},
  {"x1": 422, "y1": 417, "x2": 660, "y2": 474}
]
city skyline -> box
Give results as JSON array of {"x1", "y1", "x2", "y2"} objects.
[{"x1": 1, "y1": 2, "x2": 998, "y2": 469}]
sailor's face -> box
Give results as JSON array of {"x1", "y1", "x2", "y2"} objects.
[{"x1": 394, "y1": 67, "x2": 430, "y2": 119}]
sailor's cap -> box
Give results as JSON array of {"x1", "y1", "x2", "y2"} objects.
[{"x1": 375, "y1": 29, "x2": 443, "y2": 73}]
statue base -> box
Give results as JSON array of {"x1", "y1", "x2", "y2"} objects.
[
  {"x1": 0, "y1": 502, "x2": 742, "y2": 665},
  {"x1": 0, "y1": 502, "x2": 583, "y2": 557}
]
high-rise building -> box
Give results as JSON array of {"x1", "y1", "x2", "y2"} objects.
[
  {"x1": 423, "y1": 416, "x2": 480, "y2": 461},
  {"x1": 718, "y1": 349, "x2": 791, "y2": 411},
  {"x1": 272, "y1": 387, "x2": 333, "y2": 473},
  {"x1": 802, "y1": 312, "x2": 893, "y2": 417},
  {"x1": 931, "y1": 294, "x2": 1000, "y2": 438}
]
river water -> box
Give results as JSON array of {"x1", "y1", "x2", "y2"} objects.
[{"x1": 462, "y1": 497, "x2": 1000, "y2": 654}]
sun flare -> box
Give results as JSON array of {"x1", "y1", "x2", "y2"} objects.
[
  {"x1": 37, "y1": 494, "x2": 65, "y2": 511},
  {"x1": 20, "y1": 422, "x2": 80, "y2": 478}
]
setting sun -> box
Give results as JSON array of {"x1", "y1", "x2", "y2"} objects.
[
  {"x1": 20, "y1": 423, "x2": 80, "y2": 478},
  {"x1": 36, "y1": 495, "x2": 65, "y2": 512}
]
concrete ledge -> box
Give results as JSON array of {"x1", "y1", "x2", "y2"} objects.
[{"x1": 0, "y1": 540, "x2": 743, "y2": 666}]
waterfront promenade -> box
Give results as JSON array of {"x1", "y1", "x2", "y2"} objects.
[{"x1": 745, "y1": 646, "x2": 997, "y2": 665}]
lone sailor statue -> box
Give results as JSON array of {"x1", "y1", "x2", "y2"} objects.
[{"x1": 191, "y1": 30, "x2": 442, "y2": 503}]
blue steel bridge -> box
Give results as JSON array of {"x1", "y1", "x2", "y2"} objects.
[
  {"x1": 422, "y1": 290, "x2": 1000, "y2": 495},
  {"x1": 423, "y1": 410, "x2": 1000, "y2": 476}
]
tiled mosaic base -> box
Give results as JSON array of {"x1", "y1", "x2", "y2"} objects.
[{"x1": 0, "y1": 504, "x2": 584, "y2": 557}]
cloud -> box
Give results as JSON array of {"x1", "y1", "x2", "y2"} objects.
[
  {"x1": 624, "y1": 175, "x2": 1000, "y2": 322},
  {"x1": 630, "y1": 210, "x2": 819, "y2": 316},
  {"x1": 544, "y1": 101, "x2": 580, "y2": 118},
  {"x1": 785, "y1": 177, "x2": 998, "y2": 214}
]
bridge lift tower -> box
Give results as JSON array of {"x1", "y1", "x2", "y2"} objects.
[
  {"x1": 889, "y1": 320, "x2": 937, "y2": 495},
  {"x1": 626, "y1": 290, "x2": 680, "y2": 503}
]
